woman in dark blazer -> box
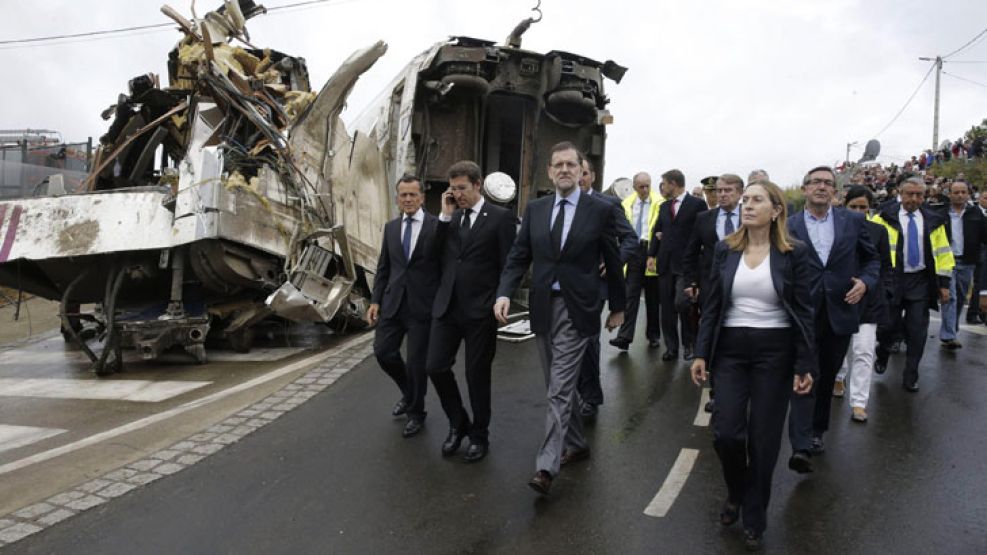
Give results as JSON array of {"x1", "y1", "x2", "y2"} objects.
[{"x1": 690, "y1": 181, "x2": 817, "y2": 551}]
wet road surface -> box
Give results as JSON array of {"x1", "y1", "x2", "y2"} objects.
[{"x1": 4, "y1": 315, "x2": 987, "y2": 553}]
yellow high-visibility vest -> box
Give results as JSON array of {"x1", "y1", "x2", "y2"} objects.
[
  {"x1": 622, "y1": 192, "x2": 663, "y2": 276},
  {"x1": 870, "y1": 212, "x2": 954, "y2": 278}
]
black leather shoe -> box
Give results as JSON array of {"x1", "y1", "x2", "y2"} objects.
[
  {"x1": 528, "y1": 470, "x2": 552, "y2": 495},
  {"x1": 683, "y1": 346, "x2": 695, "y2": 361},
  {"x1": 903, "y1": 381, "x2": 919, "y2": 393},
  {"x1": 874, "y1": 359, "x2": 887, "y2": 375},
  {"x1": 704, "y1": 399, "x2": 714, "y2": 413},
  {"x1": 391, "y1": 399, "x2": 409, "y2": 417},
  {"x1": 580, "y1": 402, "x2": 598, "y2": 418},
  {"x1": 661, "y1": 350, "x2": 678, "y2": 361},
  {"x1": 441, "y1": 426, "x2": 469, "y2": 457},
  {"x1": 743, "y1": 529, "x2": 763, "y2": 551},
  {"x1": 720, "y1": 500, "x2": 740, "y2": 526},
  {"x1": 609, "y1": 338, "x2": 630, "y2": 350},
  {"x1": 648, "y1": 339, "x2": 662, "y2": 349},
  {"x1": 788, "y1": 451, "x2": 813, "y2": 474},
  {"x1": 809, "y1": 436, "x2": 825, "y2": 455},
  {"x1": 402, "y1": 419, "x2": 424, "y2": 438},
  {"x1": 462, "y1": 442, "x2": 488, "y2": 463}
]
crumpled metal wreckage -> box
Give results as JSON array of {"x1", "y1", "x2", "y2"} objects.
[{"x1": 0, "y1": 0, "x2": 625, "y2": 374}]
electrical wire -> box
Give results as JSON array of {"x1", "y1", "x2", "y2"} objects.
[
  {"x1": 943, "y1": 71, "x2": 987, "y2": 89},
  {"x1": 943, "y1": 25, "x2": 987, "y2": 59},
  {"x1": 873, "y1": 61, "x2": 936, "y2": 138},
  {"x1": 0, "y1": 0, "x2": 359, "y2": 48}
]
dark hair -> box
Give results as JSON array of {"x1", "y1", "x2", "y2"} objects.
[
  {"x1": 803, "y1": 165, "x2": 837, "y2": 185},
  {"x1": 950, "y1": 180, "x2": 972, "y2": 194},
  {"x1": 844, "y1": 185, "x2": 873, "y2": 206},
  {"x1": 718, "y1": 173, "x2": 744, "y2": 192},
  {"x1": 583, "y1": 157, "x2": 595, "y2": 172},
  {"x1": 447, "y1": 160, "x2": 482, "y2": 185},
  {"x1": 661, "y1": 169, "x2": 685, "y2": 189},
  {"x1": 548, "y1": 141, "x2": 584, "y2": 165},
  {"x1": 394, "y1": 173, "x2": 423, "y2": 193}
]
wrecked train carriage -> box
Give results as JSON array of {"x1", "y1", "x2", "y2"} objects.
[
  {"x1": 348, "y1": 36, "x2": 626, "y2": 217},
  {"x1": 0, "y1": 33, "x2": 390, "y2": 370}
]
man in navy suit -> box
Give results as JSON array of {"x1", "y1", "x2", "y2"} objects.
[
  {"x1": 647, "y1": 169, "x2": 708, "y2": 361},
  {"x1": 367, "y1": 175, "x2": 442, "y2": 437},
  {"x1": 426, "y1": 161, "x2": 517, "y2": 463},
  {"x1": 495, "y1": 142, "x2": 629, "y2": 495},
  {"x1": 786, "y1": 166, "x2": 879, "y2": 471}
]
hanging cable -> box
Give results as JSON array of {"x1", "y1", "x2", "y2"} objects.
[
  {"x1": 873, "y1": 61, "x2": 936, "y2": 138},
  {"x1": 943, "y1": 71, "x2": 987, "y2": 89},
  {"x1": 0, "y1": 0, "x2": 360, "y2": 48},
  {"x1": 943, "y1": 25, "x2": 987, "y2": 59}
]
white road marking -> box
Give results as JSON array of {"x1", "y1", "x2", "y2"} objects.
[
  {"x1": 0, "y1": 425, "x2": 67, "y2": 454},
  {"x1": 693, "y1": 388, "x2": 711, "y2": 427},
  {"x1": 0, "y1": 332, "x2": 372, "y2": 477},
  {"x1": 0, "y1": 379, "x2": 211, "y2": 402},
  {"x1": 644, "y1": 448, "x2": 699, "y2": 518},
  {"x1": 929, "y1": 315, "x2": 987, "y2": 337}
]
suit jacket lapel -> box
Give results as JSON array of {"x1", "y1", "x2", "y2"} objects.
[
  {"x1": 462, "y1": 207, "x2": 490, "y2": 254},
  {"x1": 410, "y1": 215, "x2": 432, "y2": 263},
  {"x1": 830, "y1": 208, "x2": 844, "y2": 266},
  {"x1": 770, "y1": 244, "x2": 785, "y2": 300},
  {"x1": 721, "y1": 249, "x2": 741, "y2": 300}
]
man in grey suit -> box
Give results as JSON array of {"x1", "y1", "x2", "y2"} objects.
[{"x1": 495, "y1": 142, "x2": 631, "y2": 495}]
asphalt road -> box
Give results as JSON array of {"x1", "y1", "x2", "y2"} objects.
[{"x1": 5, "y1": 315, "x2": 987, "y2": 554}]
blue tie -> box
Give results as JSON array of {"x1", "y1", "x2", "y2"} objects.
[
  {"x1": 906, "y1": 212, "x2": 920, "y2": 269},
  {"x1": 724, "y1": 211, "x2": 735, "y2": 236},
  {"x1": 635, "y1": 201, "x2": 645, "y2": 239},
  {"x1": 402, "y1": 216, "x2": 413, "y2": 260}
]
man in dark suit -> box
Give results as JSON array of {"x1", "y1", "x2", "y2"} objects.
[
  {"x1": 968, "y1": 192, "x2": 987, "y2": 324},
  {"x1": 647, "y1": 169, "x2": 708, "y2": 360},
  {"x1": 576, "y1": 159, "x2": 637, "y2": 418},
  {"x1": 786, "y1": 166, "x2": 879, "y2": 468},
  {"x1": 426, "y1": 160, "x2": 517, "y2": 463},
  {"x1": 495, "y1": 141, "x2": 628, "y2": 495},
  {"x1": 873, "y1": 177, "x2": 955, "y2": 391},
  {"x1": 938, "y1": 180, "x2": 987, "y2": 347},
  {"x1": 683, "y1": 173, "x2": 743, "y2": 413},
  {"x1": 367, "y1": 175, "x2": 442, "y2": 437}
]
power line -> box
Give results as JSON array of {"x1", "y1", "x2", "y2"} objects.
[
  {"x1": 873, "y1": 61, "x2": 937, "y2": 138},
  {"x1": 943, "y1": 25, "x2": 987, "y2": 59},
  {"x1": 0, "y1": 0, "x2": 351, "y2": 47},
  {"x1": 943, "y1": 71, "x2": 987, "y2": 89}
]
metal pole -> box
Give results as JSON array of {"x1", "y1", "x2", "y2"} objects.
[{"x1": 932, "y1": 56, "x2": 942, "y2": 151}]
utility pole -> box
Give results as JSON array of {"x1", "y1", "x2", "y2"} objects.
[
  {"x1": 846, "y1": 141, "x2": 858, "y2": 165},
  {"x1": 919, "y1": 55, "x2": 943, "y2": 151}
]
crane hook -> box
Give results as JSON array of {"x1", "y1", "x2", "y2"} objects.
[{"x1": 531, "y1": 0, "x2": 543, "y2": 23}]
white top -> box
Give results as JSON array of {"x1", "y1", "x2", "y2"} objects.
[{"x1": 724, "y1": 252, "x2": 788, "y2": 328}]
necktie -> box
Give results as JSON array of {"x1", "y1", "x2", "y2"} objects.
[
  {"x1": 724, "y1": 211, "x2": 735, "y2": 235},
  {"x1": 906, "y1": 212, "x2": 920, "y2": 269},
  {"x1": 670, "y1": 198, "x2": 678, "y2": 220},
  {"x1": 459, "y1": 208, "x2": 472, "y2": 244},
  {"x1": 402, "y1": 216, "x2": 413, "y2": 259},
  {"x1": 552, "y1": 199, "x2": 567, "y2": 253},
  {"x1": 635, "y1": 201, "x2": 645, "y2": 239}
]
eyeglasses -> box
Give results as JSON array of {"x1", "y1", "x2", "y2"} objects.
[{"x1": 806, "y1": 178, "x2": 835, "y2": 187}]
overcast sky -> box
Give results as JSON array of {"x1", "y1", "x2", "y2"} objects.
[{"x1": 2, "y1": 0, "x2": 985, "y2": 187}]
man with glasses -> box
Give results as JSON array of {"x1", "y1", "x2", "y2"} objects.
[{"x1": 786, "y1": 166, "x2": 879, "y2": 472}]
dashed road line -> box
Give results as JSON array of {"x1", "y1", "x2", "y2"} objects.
[
  {"x1": 0, "y1": 425, "x2": 67, "y2": 455},
  {"x1": 644, "y1": 447, "x2": 699, "y2": 518},
  {"x1": 0, "y1": 378, "x2": 211, "y2": 402}
]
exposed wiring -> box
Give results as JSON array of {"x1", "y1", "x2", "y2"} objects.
[{"x1": 873, "y1": 61, "x2": 936, "y2": 138}]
